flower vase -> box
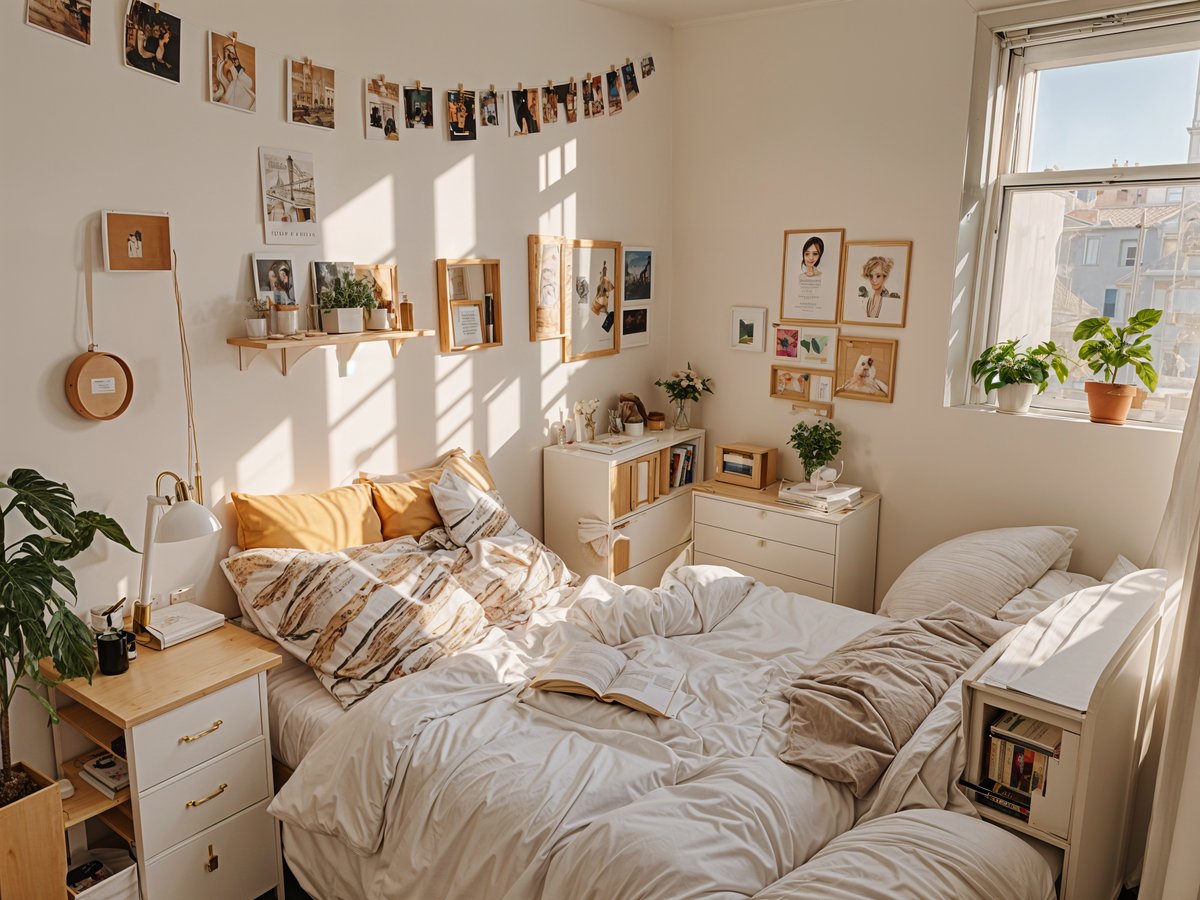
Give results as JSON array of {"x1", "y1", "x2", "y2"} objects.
[
  {"x1": 672, "y1": 399, "x2": 690, "y2": 430},
  {"x1": 583, "y1": 412, "x2": 596, "y2": 442}
]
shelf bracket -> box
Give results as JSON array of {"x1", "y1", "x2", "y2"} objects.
[
  {"x1": 334, "y1": 343, "x2": 362, "y2": 377},
  {"x1": 235, "y1": 347, "x2": 261, "y2": 372},
  {"x1": 280, "y1": 346, "x2": 316, "y2": 376},
  {"x1": 387, "y1": 337, "x2": 410, "y2": 358}
]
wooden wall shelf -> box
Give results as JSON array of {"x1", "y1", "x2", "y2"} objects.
[{"x1": 226, "y1": 329, "x2": 435, "y2": 375}]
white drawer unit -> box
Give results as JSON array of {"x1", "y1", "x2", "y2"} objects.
[
  {"x1": 544, "y1": 428, "x2": 706, "y2": 587},
  {"x1": 690, "y1": 481, "x2": 880, "y2": 612}
]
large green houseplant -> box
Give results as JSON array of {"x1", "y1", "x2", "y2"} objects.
[
  {"x1": 0, "y1": 468, "x2": 136, "y2": 807},
  {"x1": 1073, "y1": 309, "x2": 1162, "y2": 425},
  {"x1": 970, "y1": 338, "x2": 1069, "y2": 415},
  {"x1": 318, "y1": 273, "x2": 377, "y2": 335}
]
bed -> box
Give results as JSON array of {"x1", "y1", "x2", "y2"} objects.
[{"x1": 221, "y1": 461, "x2": 1101, "y2": 899}]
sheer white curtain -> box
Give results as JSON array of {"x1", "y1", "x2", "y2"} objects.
[{"x1": 1140, "y1": 385, "x2": 1200, "y2": 898}]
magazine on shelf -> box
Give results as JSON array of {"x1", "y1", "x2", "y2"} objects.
[
  {"x1": 990, "y1": 710, "x2": 1062, "y2": 755},
  {"x1": 530, "y1": 642, "x2": 684, "y2": 717},
  {"x1": 575, "y1": 434, "x2": 657, "y2": 455},
  {"x1": 79, "y1": 750, "x2": 129, "y2": 798},
  {"x1": 777, "y1": 482, "x2": 863, "y2": 513}
]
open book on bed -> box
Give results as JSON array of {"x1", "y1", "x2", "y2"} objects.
[{"x1": 530, "y1": 642, "x2": 684, "y2": 718}]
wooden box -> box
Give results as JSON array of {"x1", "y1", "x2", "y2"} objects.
[{"x1": 714, "y1": 443, "x2": 778, "y2": 490}]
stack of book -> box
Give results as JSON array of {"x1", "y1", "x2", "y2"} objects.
[
  {"x1": 776, "y1": 482, "x2": 863, "y2": 513},
  {"x1": 575, "y1": 434, "x2": 657, "y2": 455},
  {"x1": 78, "y1": 751, "x2": 129, "y2": 799},
  {"x1": 971, "y1": 711, "x2": 1062, "y2": 821},
  {"x1": 669, "y1": 443, "x2": 698, "y2": 488}
]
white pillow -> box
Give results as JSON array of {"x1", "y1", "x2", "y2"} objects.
[
  {"x1": 429, "y1": 468, "x2": 521, "y2": 546},
  {"x1": 879, "y1": 526, "x2": 1078, "y2": 620},
  {"x1": 1103, "y1": 554, "x2": 1140, "y2": 583},
  {"x1": 998, "y1": 569, "x2": 1101, "y2": 624}
]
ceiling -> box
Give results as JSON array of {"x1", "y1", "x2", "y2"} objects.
[{"x1": 583, "y1": 0, "x2": 1034, "y2": 27}]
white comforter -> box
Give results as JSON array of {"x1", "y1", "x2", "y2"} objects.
[{"x1": 270, "y1": 565, "x2": 1030, "y2": 900}]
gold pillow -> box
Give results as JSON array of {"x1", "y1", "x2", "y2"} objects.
[
  {"x1": 368, "y1": 449, "x2": 496, "y2": 540},
  {"x1": 231, "y1": 483, "x2": 383, "y2": 551}
]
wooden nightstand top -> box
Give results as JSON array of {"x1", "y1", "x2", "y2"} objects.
[
  {"x1": 692, "y1": 479, "x2": 880, "y2": 521},
  {"x1": 40, "y1": 622, "x2": 282, "y2": 729}
]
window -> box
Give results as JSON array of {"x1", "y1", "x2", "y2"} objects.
[{"x1": 959, "y1": 8, "x2": 1200, "y2": 427}]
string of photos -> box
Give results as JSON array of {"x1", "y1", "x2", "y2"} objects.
[{"x1": 27, "y1": 0, "x2": 657, "y2": 140}]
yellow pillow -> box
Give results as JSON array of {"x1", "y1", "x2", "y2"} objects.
[
  {"x1": 369, "y1": 450, "x2": 496, "y2": 540},
  {"x1": 231, "y1": 483, "x2": 383, "y2": 551}
]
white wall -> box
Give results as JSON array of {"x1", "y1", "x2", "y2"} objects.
[
  {"x1": 671, "y1": 0, "x2": 1181, "y2": 596},
  {"x1": 2, "y1": 0, "x2": 672, "y2": 772}
]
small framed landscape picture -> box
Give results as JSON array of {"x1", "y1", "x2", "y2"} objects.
[
  {"x1": 623, "y1": 247, "x2": 653, "y2": 303},
  {"x1": 731, "y1": 306, "x2": 767, "y2": 352},
  {"x1": 780, "y1": 228, "x2": 844, "y2": 324},
  {"x1": 839, "y1": 241, "x2": 912, "y2": 328},
  {"x1": 769, "y1": 365, "x2": 834, "y2": 405},
  {"x1": 835, "y1": 335, "x2": 898, "y2": 403},
  {"x1": 622, "y1": 306, "x2": 649, "y2": 348},
  {"x1": 102, "y1": 211, "x2": 171, "y2": 271}
]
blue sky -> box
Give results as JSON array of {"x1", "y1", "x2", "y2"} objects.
[{"x1": 1029, "y1": 50, "x2": 1200, "y2": 171}]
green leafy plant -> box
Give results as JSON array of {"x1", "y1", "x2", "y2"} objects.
[
  {"x1": 0, "y1": 469, "x2": 136, "y2": 806},
  {"x1": 1073, "y1": 309, "x2": 1163, "y2": 392},
  {"x1": 317, "y1": 273, "x2": 378, "y2": 312},
  {"x1": 970, "y1": 338, "x2": 1070, "y2": 394},
  {"x1": 788, "y1": 420, "x2": 842, "y2": 480},
  {"x1": 655, "y1": 363, "x2": 714, "y2": 403}
]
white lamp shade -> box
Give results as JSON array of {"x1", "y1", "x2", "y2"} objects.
[{"x1": 156, "y1": 499, "x2": 222, "y2": 543}]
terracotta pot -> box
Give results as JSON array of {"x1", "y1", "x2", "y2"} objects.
[
  {"x1": 1084, "y1": 381, "x2": 1138, "y2": 425},
  {"x1": 995, "y1": 383, "x2": 1037, "y2": 415},
  {"x1": 0, "y1": 763, "x2": 66, "y2": 897}
]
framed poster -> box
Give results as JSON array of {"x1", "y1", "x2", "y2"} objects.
[
  {"x1": 259, "y1": 147, "x2": 318, "y2": 244},
  {"x1": 564, "y1": 239, "x2": 621, "y2": 363},
  {"x1": 835, "y1": 335, "x2": 898, "y2": 403},
  {"x1": 839, "y1": 241, "x2": 912, "y2": 327},
  {"x1": 731, "y1": 306, "x2": 766, "y2": 352},
  {"x1": 528, "y1": 235, "x2": 567, "y2": 341},
  {"x1": 780, "y1": 228, "x2": 844, "y2": 324},
  {"x1": 102, "y1": 211, "x2": 171, "y2": 271}
]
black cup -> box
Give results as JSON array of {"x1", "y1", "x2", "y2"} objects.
[{"x1": 97, "y1": 632, "x2": 129, "y2": 676}]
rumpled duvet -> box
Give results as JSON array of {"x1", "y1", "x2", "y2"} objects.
[{"x1": 269, "y1": 565, "x2": 1038, "y2": 900}]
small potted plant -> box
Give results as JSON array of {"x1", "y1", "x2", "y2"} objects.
[
  {"x1": 655, "y1": 362, "x2": 714, "y2": 430},
  {"x1": 788, "y1": 419, "x2": 842, "y2": 482},
  {"x1": 1073, "y1": 309, "x2": 1162, "y2": 425},
  {"x1": 244, "y1": 296, "x2": 270, "y2": 338},
  {"x1": 970, "y1": 338, "x2": 1069, "y2": 415},
  {"x1": 317, "y1": 273, "x2": 377, "y2": 334}
]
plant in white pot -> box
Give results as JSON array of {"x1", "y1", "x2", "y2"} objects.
[
  {"x1": 317, "y1": 274, "x2": 377, "y2": 335},
  {"x1": 1073, "y1": 309, "x2": 1162, "y2": 425},
  {"x1": 788, "y1": 419, "x2": 843, "y2": 483},
  {"x1": 970, "y1": 338, "x2": 1069, "y2": 415},
  {"x1": 244, "y1": 296, "x2": 270, "y2": 338}
]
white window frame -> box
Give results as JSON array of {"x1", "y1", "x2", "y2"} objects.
[
  {"x1": 1119, "y1": 239, "x2": 1139, "y2": 266},
  {"x1": 951, "y1": 2, "x2": 1200, "y2": 423},
  {"x1": 1084, "y1": 236, "x2": 1103, "y2": 265}
]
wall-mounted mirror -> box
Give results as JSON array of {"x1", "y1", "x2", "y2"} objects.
[{"x1": 436, "y1": 258, "x2": 502, "y2": 352}]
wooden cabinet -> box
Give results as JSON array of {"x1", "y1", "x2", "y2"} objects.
[
  {"x1": 690, "y1": 480, "x2": 880, "y2": 612},
  {"x1": 42, "y1": 623, "x2": 284, "y2": 899},
  {"x1": 543, "y1": 429, "x2": 705, "y2": 587}
]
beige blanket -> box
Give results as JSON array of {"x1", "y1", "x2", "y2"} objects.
[{"x1": 780, "y1": 603, "x2": 1014, "y2": 797}]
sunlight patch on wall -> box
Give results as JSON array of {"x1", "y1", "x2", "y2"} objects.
[
  {"x1": 435, "y1": 354, "x2": 475, "y2": 449},
  {"x1": 434, "y1": 156, "x2": 477, "y2": 258},
  {"x1": 538, "y1": 202, "x2": 563, "y2": 235},
  {"x1": 486, "y1": 377, "x2": 521, "y2": 454},
  {"x1": 236, "y1": 419, "x2": 295, "y2": 493},
  {"x1": 322, "y1": 175, "x2": 396, "y2": 262},
  {"x1": 327, "y1": 378, "x2": 397, "y2": 484},
  {"x1": 544, "y1": 145, "x2": 563, "y2": 189},
  {"x1": 564, "y1": 139, "x2": 577, "y2": 175}
]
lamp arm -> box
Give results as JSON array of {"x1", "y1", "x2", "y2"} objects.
[{"x1": 137, "y1": 495, "x2": 169, "y2": 605}]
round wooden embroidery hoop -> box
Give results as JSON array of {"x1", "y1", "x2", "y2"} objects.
[{"x1": 65, "y1": 351, "x2": 134, "y2": 421}]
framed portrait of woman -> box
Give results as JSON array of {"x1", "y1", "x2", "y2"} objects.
[
  {"x1": 839, "y1": 241, "x2": 912, "y2": 328},
  {"x1": 779, "y1": 228, "x2": 845, "y2": 324}
]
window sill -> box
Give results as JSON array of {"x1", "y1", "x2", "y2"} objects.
[{"x1": 949, "y1": 403, "x2": 1184, "y2": 435}]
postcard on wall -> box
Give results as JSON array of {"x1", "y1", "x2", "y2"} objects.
[
  {"x1": 622, "y1": 306, "x2": 649, "y2": 348},
  {"x1": 731, "y1": 306, "x2": 766, "y2": 352},
  {"x1": 208, "y1": 32, "x2": 256, "y2": 112},
  {"x1": 27, "y1": 0, "x2": 91, "y2": 46},
  {"x1": 403, "y1": 86, "x2": 434, "y2": 129},
  {"x1": 542, "y1": 87, "x2": 559, "y2": 125},
  {"x1": 839, "y1": 241, "x2": 912, "y2": 328},
  {"x1": 288, "y1": 58, "x2": 335, "y2": 129},
  {"x1": 252, "y1": 254, "x2": 297, "y2": 305},
  {"x1": 555, "y1": 82, "x2": 578, "y2": 124},
  {"x1": 447, "y1": 89, "x2": 477, "y2": 141},
  {"x1": 623, "y1": 247, "x2": 653, "y2": 303},
  {"x1": 259, "y1": 147, "x2": 318, "y2": 245},
  {"x1": 835, "y1": 335, "x2": 898, "y2": 403},
  {"x1": 621, "y1": 62, "x2": 640, "y2": 100},
  {"x1": 355, "y1": 263, "x2": 397, "y2": 307},
  {"x1": 510, "y1": 87, "x2": 541, "y2": 136},
  {"x1": 780, "y1": 228, "x2": 844, "y2": 324},
  {"x1": 796, "y1": 326, "x2": 838, "y2": 370},
  {"x1": 479, "y1": 89, "x2": 505, "y2": 128},
  {"x1": 365, "y1": 77, "x2": 400, "y2": 140},
  {"x1": 311, "y1": 260, "x2": 354, "y2": 304},
  {"x1": 102, "y1": 211, "x2": 171, "y2": 272},
  {"x1": 606, "y1": 70, "x2": 623, "y2": 115},
  {"x1": 124, "y1": 1, "x2": 181, "y2": 84},
  {"x1": 641, "y1": 56, "x2": 655, "y2": 78},
  {"x1": 582, "y1": 75, "x2": 605, "y2": 118}
]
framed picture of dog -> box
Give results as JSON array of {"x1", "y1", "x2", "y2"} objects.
[
  {"x1": 839, "y1": 241, "x2": 911, "y2": 328},
  {"x1": 780, "y1": 228, "x2": 845, "y2": 324},
  {"x1": 835, "y1": 336, "x2": 897, "y2": 403}
]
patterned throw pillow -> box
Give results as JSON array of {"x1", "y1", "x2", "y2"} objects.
[
  {"x1": 221, "y1": 539, "x2": 488, "y2": 708},
  {"x1": 429, "y1": 468, "x2": 522, "y2": 546},
  {"x1": 449, "y1": 534, "x2": 576, "y2": 628}
]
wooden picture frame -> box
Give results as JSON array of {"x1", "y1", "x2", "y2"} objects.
[
  {"x1": 769, "y1": 364, "x2": 835, "y2": 406},
  {"x1": 838, "y1": 240, "x2": 912, "y2": 328},
  {"x1": 780, "y1": 228, "x2": 844, "y2": 324},
  {"x1": 437, "y1": 258, "x2": 502, "y2": 352},
  {"x1": 528, "y1": 234, "x2": 567, "y2": 341},
  {"x1": 563, "y1": 239, "x2": 621, "y2": 363},
  {"x1": 834, "y1": 335, "x2": 898, "y2": 403},
  {"x1": 102, "y1": 211, "x2": 172, "y2": 271}
]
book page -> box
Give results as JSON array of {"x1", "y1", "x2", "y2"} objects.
[
  {"x1": 531, "y1": 642, "x2": 628, "y2": 696},
  {"x1": 604, "y1": 662, "x2": 684, "y2": 717}
]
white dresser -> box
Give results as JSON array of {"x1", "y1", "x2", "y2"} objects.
[
  {"x1": 691, "y1": 480, "x2": 880, "y2": 612},
  {"x1": 44, "y1": 622, "x2": 284, "y2": 899},
  {"x1": 543, "y1": 428, "x2": 705, "y2": 587}
]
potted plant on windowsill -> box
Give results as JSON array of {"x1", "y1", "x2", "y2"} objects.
[
  {"x1": 1073, "y1": 309, "x2": 1162, "y2": 425},
  {"x1": 317, "y1": 273, "x2": 377, "y2": 335},
  {"x1": 970, "y1": 338, "x2": 1070, "y2": 415}
]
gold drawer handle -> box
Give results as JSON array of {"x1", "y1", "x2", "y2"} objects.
[
  {"x1": 180, "y1": 720, "x2": 223, "y2": 744},
  {"x1": 186, "y1": 783, "x2": 228, "y2": 808}
]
